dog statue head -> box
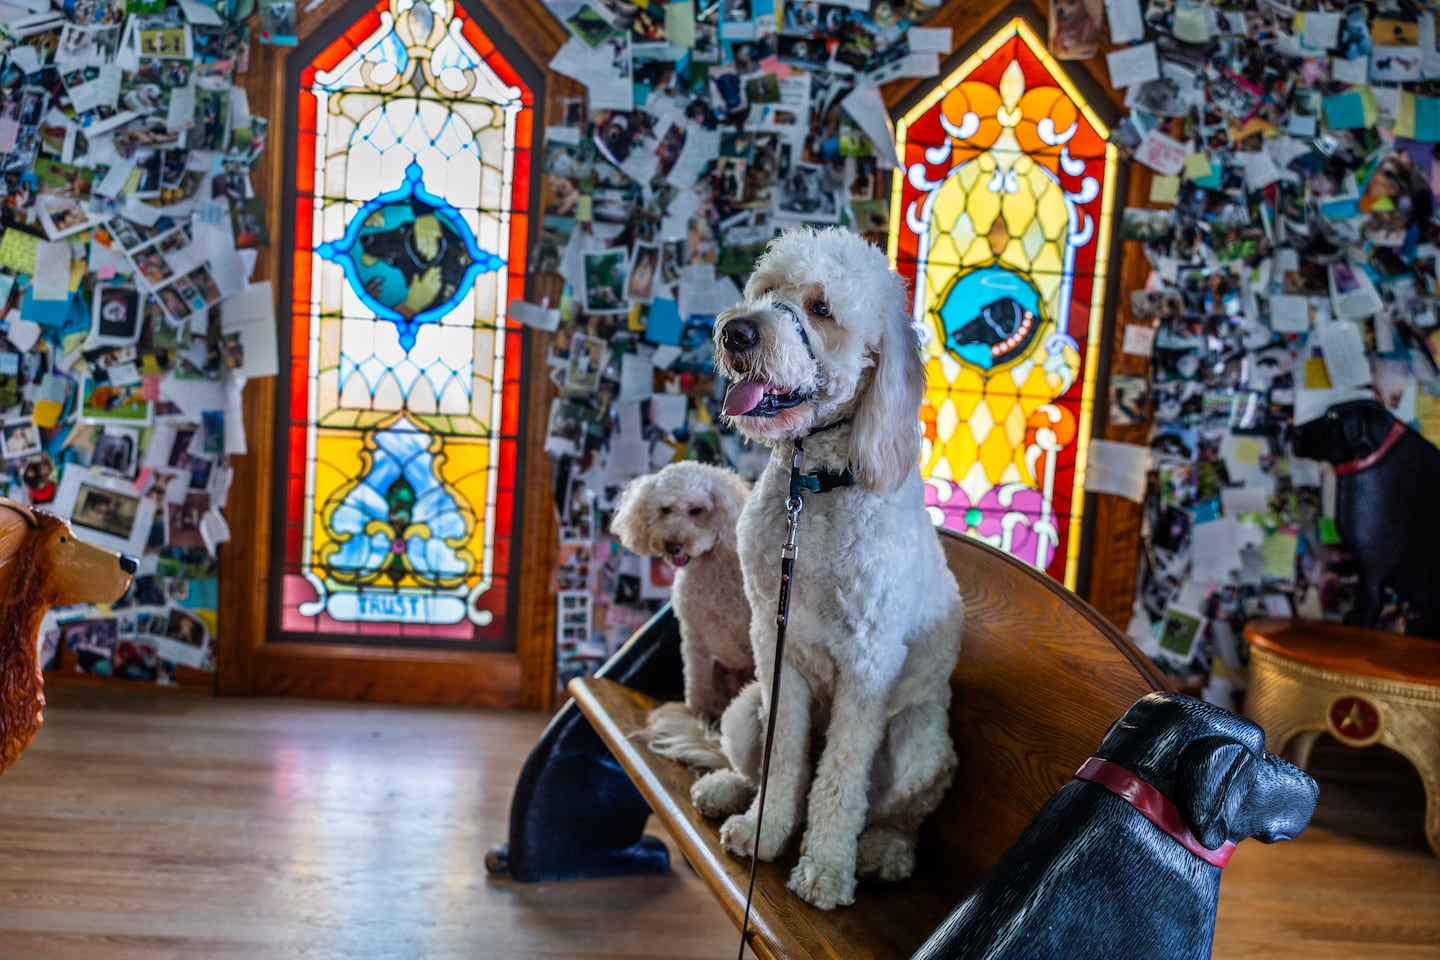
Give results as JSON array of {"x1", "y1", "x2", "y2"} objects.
[
  {"x1": 610, "y1": 462, "x2": 750, "y2": 568},
  {"x1": 1095, "y1": 692, "x2": 1318, "y2": 851},
  {"x1": 712, "y1": 227, "x2": 925, "y2": 492},
  {"x1": 1292, "y1": 398, "x2": 1401, "y2": 466}
]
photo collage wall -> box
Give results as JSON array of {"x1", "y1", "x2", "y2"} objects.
[
  {"x1": 1106, "y1": 0, "x2": 1440, "y2": 705},
  {"x1": 0, "y1": 0, "x2": 276, "y2": 684}
]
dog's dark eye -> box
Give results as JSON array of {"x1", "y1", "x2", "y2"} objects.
[
  {"x1": 810, "y1": 301, "x2": 831, "y2": 318},
  {"x1": 688, "y1": 506, "x2": 705, "y2": 516},
  {"x1": 660, "y1": 506, "x2": 672, "y2": 515}
]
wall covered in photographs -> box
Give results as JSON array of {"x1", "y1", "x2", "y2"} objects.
[
  {"x1": 1109, "y1": 0, "x2": 1440, "y2": 705},
  {"x1": 0, "y1": 0, "x2": 276, "y2": 686}
]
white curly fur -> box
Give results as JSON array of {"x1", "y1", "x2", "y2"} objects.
[
  {"x1": 698, "y1": 227, "x2": 965, "y2": 910},
  {"x1": 609, "y1": 462, "x2": 754, "y2": 728}
]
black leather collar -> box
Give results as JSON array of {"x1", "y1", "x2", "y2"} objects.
[{"x1": 793, "y1": 466, "x2": 856, "y2": 494}]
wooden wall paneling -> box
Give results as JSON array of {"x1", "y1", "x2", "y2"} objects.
[
  {"x1": 885, "y1": 0, "x2": 1147, "y2": 624},
  {"x1": 218, "y1": 0, "x2": 571, "y2": 708}
]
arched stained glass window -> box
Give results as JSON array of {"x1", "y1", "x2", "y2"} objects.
[
  {"x1": 889, "y1": 19, "x2": 1117, "y2": 590},
  {"x1": 274, "y1": 0, "x2": 534, "y2": 647}
]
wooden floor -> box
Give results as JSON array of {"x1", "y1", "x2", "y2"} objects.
[{"x1": 0, "y1": 686, "x2": 1436, "y2": 960}]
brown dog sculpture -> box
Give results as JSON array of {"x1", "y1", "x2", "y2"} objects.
[{"x1": 0, "y1": 498, "x2": 137, "y2": 774}]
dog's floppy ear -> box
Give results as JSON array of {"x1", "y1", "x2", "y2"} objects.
[
  {"x1": 711, "y1": 470, "x2": 750, "y2": 523},
  {"x1": 849, "y1": 302, "x2": 925, "y2": 493},
  {"x1": 1339, "y1": 401, "x2": 1393, "y2": 459},
  {"x1": 1173, "y1": 736, "x2": 1259, "y2": 850},
  {"x1": 608, "y1": 474, "x2": 655, "y2": 554}
]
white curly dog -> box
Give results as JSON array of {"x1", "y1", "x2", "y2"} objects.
[
  {"x1": 610, "y1": 462, "x2": 754, "y2": 728},
  {"x1": 694, "y1": 227, "x2": 964, "y2": 910}
]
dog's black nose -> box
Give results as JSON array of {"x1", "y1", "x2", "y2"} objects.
[
  {"x1": 120, "y1": 554, "x2": 138, "y2": 574},
  {"x1": 722, "y1": 317, "x2": 759, "y2": 353}
]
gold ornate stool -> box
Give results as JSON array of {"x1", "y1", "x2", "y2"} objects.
[{"x1": 1243, "y1": 618, "x2": 1440, "y2": 856}]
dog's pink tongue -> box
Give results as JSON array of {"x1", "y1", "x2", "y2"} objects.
[{"x1": 723, "y1": 380, "x2": 767, "y2": 417}]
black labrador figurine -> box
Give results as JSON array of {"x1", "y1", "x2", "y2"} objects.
[
  {"x1": 912, "y1": 692, "x2": 1318, "y2": 960},
  {"x1": 1292, "y1": 398, "x2": 1440, "y2": 638}
]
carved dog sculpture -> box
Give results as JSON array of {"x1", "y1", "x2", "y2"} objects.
[
  {"x1": 1292, "y1": 398, "x2": 1440, "y2": 638},
  {"x1": 0, "y1": 498, "x2": 136, "y2": 774},
  {"x1": 911, "y1": 692, "x2": 1318, "y2": 960}
]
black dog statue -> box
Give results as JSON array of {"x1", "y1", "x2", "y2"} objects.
[
  {"x1": 911, "y1": 692, "x2": 1318, "y2": 960},
  {"x1": 1292, "y1": 398, "x2": 1440, "y2": 638}
]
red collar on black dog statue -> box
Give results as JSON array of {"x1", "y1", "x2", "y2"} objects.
[
  {"x1": 1074, "y1": 757, "x2": 1237, "y2": 867},
  {"x1": 1332, "y1": 420, "x2": 1407, "y2": 476}
]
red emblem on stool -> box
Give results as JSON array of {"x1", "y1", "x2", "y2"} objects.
[{"x1": 1327, "y1": 695, "x2": 1382, "y2": 746}]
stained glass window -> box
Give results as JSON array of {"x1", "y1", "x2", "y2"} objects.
[
  {"x1": 275, "y1": 0, "x2": 534, "y2": 647},
  {"x1": 889, "y1": 19, "x2": 1117, "y2": 590}
]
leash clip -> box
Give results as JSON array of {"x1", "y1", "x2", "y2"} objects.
[{"x1": 782, "y1": 495, "x2": 802, "y2": 560}]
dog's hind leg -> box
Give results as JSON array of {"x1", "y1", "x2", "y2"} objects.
[{"x1": 857, "y1": 700, "x2": 957, "y2": 882}]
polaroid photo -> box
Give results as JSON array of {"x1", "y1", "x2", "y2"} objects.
[
  {"x1": 565, "y1": 333, "x2": 608, "y2": 394},
  {"x1": 80, "y1": 376, "x2": 152, "y2": 425},
  {"x1": 36, "y1": 195, "x2": 100, "y2": 240},
  {"x1": 581, "y1": 249, "x2": 630, "y2": 315},
  {"x1": 91, "y1": 283, "x2": 143, "y2": 346},
  {"x1": 1156, "y1": 604, "x2": 1205, "y2": 666},
  {"x1": 0, "y1": 418, "x2": 42, "y2": 460},
  {"x1": 54, "y1": 466, "x2": 156, "y2": 555},
  {"x1": 152, "y1": 604, "x2": 209, "y2": 669},
  {"x1": 91, "y1": 426, "x2": 140, "y2": 477},
  {"x1": 164, "y1": 490, "x2": 210, "y2": 550},
  {"x1": 776, "y1": 162, "x2": 839, "y2": 221},
  {"x1": 62, "y1": 617, "x2": 118, "y2": 676},
  {"x1": 626, "y1": 242, "x2": 660, "y2": 304},
  {"x1": 138, "y1": 24, "x2": 193, "y2": 59}
]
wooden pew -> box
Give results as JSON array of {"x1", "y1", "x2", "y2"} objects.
[{"x1": 568, "y1": 529, "x2": 1170, "y2": 960}]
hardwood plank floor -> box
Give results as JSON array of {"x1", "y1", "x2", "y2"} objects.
[{"x1": 0, "y1": 685, "x2": 1435, "y2": 960}]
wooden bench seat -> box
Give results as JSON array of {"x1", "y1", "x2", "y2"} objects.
[{"x1": 569, "y1": 529, "x2": 1169, "y2": 960}]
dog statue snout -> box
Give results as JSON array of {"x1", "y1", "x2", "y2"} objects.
[
  {"x1": 721, "y1": 317, "x2": 759, "y2": 353},
  {"x1": 120, "y1": 554, "x2": 138, "y2": 574}
]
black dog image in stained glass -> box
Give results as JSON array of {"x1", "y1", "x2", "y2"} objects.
[
  {"x1": 355, "y1": 198, "x2": 475, "y2": 320},
  {"x1": 939, "y1": 266, "x2": 1044, "y2": 371}
]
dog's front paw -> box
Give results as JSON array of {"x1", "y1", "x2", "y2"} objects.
[
  {"x1": 720, "y1": 811, "x2": 790, "y2": 861},
  {"x1": 787, "y1": 854, "x2": 856, "y2": 910},
  {"x1": 691, "y1": 769, "x2": 755, "y2": 820}
]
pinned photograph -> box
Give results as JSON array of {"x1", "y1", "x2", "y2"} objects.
[
  {"x1": 1157, "y1": 604, "x2": 1204, "y2": 665},
  {"x1": 626, "y1": 242, "x2": 660, "y2": 304},
  {"x1": 581, "y1": 249, "x2": 630, "y2": 314},
  {"x1": 153, "y1": 605, "x2": 210, "y2": 669},
  {"x1": 91, "y1": 427, "x2": 140, "y2": 477},
  {"x1": 777, "y1": 162, "x2": 839, "y2": 221},
  {"x1": 0, "y1": 419, "x2": 42, "y2": 460},
  {"x1": 258, "y1": 0, "x2": 298, "y2": 46},
  {"x1": 565, "y1": 333, "x2": 608, "y2": 394},
  {"x1": 1049, "y1": 0, "x2": 1103, "y2": 60},
  {"x1": 55, "y1": 466, "x2": 156, "y2": 555},
  {"x1": 81, "y1": 377, "x2": 152, "y2": 425},
  {"x1": 91, "y1": 284, "x2": 143, "y2": 346}
]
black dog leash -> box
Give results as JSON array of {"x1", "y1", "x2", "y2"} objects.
[{"x1": 736, "y1": 438, "x2": 807, "y2": 960}]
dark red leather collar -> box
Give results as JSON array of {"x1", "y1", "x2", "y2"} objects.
[
  {"x1": 1074, "y1": 757, "x2": 1236, "y2": 868},
  {"x1": 1333, "y1": 421, "x2": 1407, "y2": 476}
]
